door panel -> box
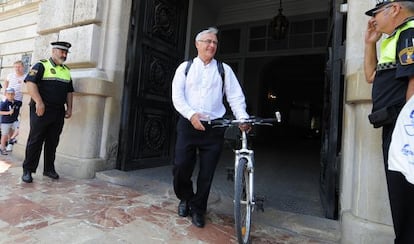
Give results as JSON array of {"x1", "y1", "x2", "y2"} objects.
[
  {"x1": 319, "y1": 0, "x2": 345, "y2": 219},
  {"x1": 118, "y1": 0, "x2": 188, "y2": 170}
]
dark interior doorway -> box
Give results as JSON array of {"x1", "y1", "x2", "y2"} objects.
[
  {"x1": 217, "y1": 54, "x2": 326, "y2": 217},
  {"x1": 258, "y1": 54, "x2": 324, "y2": 140}
]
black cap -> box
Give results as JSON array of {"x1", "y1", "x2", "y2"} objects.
[
  {"x1": 365, "y1": 0, "x2": 414, "y2": 16},
  {"x1": 50, "y1": 41, "x2": 71, "y2": 51}
]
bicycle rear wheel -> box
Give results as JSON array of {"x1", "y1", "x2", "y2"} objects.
[{"x1": 234, "y1": 157, "x2": 252, "y2": 244}]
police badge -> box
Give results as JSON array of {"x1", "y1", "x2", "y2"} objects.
[{"x1": 399, "y1": 46, "x2": 414, "y2": 65}]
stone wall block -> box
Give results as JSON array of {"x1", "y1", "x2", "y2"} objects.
[
  {"x1": 37, "y1": 0, "x2": 75, "y2": 34},
  {"x1": 0, "y1": 11, "x2": 38, "y2": 32},
  {"x1": 59, "y1": 95, "x2": 105, "y2": 158},
  {"x1": 351, "y1": 108, "x2": 392, "y2": 224},
  {"x1": 58, "y1": 24, "x2": 101, "y2": 67},
  {"x1": 73, "y1": 0, "x2": 103, "y2": 25},
  {"x1": 345, "y1": 70, "x2": 372, "y2": 103},
  {"x1": 341, "y1": 211, "x2": 394, "y2": 244},
  {"x1": 32, "y1": 34, "x2": 59, "y2": 62},
  {"x1": 0, "y1": 25, "x2": 37, "y2": 44},
  {"x1": 0, "y1": 39, "x2": 35, "y2": 57}
]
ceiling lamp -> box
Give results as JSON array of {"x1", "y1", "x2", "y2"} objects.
[{"x1": 270, "y1": 0, "x2": 289, "y2": 40}]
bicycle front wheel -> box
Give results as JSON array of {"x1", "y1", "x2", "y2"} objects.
[{"x1": 234, "y1": 157, "x2": 252, "y2": 244}]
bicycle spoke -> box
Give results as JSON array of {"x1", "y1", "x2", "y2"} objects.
[{"x1": 234, "y1": 157, "x2": 252, "y2": 244}]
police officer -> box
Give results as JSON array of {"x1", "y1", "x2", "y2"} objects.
[
  {"x1": 22, "y1": 41, "x2": 74, "y2": 183},
  {"x1": 364, "y1": 1, "x2": 414, "y2": 242}
]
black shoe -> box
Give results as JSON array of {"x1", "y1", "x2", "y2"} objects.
[
  {"x1": 43, "y1": 171, "x2": 59, "y2": 179},
  {"x1": 178, "y1": 200, "x2": 189, "y2": 217},
  {"x1": 8, "y1": 138, "x2": 17, "y2": 145},
  {"x1": 191, "y1": 212, "x2": 205, "y2": 228},
  {"x1": 22, "y1": 170, "x2": 33, "y2": 183}
]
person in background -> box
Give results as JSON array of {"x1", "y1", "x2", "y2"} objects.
[
  {"x1": 21, "y1": 41, "x2": 74, "y2": 183},
  {"x1": 4, "y1": 60, "x2": 24, "y2": 102},
  {"x1": 4, "y1": 60, "x2": 25, "y2": 151},
  {"x1": 364, "y1": 1, "x2": 414, "y2": 242},
  {"x1": 171, "y1": 27, "x2": 250, "y2": 228},
  {"x1": 0, "y1": 88, "x2": 21, "y2": 155}
]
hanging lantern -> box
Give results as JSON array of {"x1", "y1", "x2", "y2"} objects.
[{"x1": 270, "y1": 0, "x2": 289, "y2": 40}]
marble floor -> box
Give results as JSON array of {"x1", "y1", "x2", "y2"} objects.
[{"x1": 0, "y1": 156, "x2": 338, "y2": 244}]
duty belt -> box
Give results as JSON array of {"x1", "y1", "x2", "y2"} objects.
[{"x1": 377, "y1": 62, "x2": 397, "y2": 71}]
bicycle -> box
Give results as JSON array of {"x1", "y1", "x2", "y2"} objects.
[{"x1": 210, "y1": 113, "x2": 281, "y2": 244}]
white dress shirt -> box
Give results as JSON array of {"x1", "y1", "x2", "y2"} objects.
[
  {"x1": 172, "y1": 57, "x2": 249, "y2": 121},
  {"x1": 6, "y1": 72, "x2": 24, "y2": 101}
]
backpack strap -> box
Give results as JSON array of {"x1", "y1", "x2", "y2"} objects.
[
  {"x1": 184, "y1": 59, "x2": 193, "y2": 76},
  {"x1": 217, "y1": 61, "x2": 225, "y2": 93},
  {"x1": 217, "y1": 61, "x2": 225, "y2": 83}
]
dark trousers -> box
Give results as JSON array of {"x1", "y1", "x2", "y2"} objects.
[
  {"x1": 23, "y1": 106, "x2": 65, "y2": 173},
  {"x1": 173, "y1": 117, "x2": 225, "y2": 214},
  {"x1": 383, "y1": 123, "x2": 414, "y2": 244}
]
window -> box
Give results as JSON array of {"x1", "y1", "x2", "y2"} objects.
[
  {"x1": 219, "y1": 29, "x2": 241, "y2": 54},
  {"x1": 22, "y1": 53, "x2": 32, "y2": 74},
  {"x1": 247, "y1": 16, "x2": 328, "y2": 52}
]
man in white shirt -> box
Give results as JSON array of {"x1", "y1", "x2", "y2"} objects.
[{"x1": 171, "y1": 27, "x2": 249, "y2": 228}]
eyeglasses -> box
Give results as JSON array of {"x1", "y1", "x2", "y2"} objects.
[
  {"x1": 372, "y1": 5, "x2": 393, "y2": 17},
  {"x1": 198, "y1": 39, "x2": 218, "y2": 45}
]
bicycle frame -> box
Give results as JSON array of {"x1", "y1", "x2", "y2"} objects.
[
  {"x1": 235, "y1": 130, "x2": 255, "y2": 208},
  {"x1": 210, "y1": 114, "x2": 281, "y2": 244}
]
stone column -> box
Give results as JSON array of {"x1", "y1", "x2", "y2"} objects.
[
  {"x1": 15, "y1": 0, "x2": 131, "y2": 178},
  {"x1": 340, "y1": 0, "x2": 394, "y2": 243}
]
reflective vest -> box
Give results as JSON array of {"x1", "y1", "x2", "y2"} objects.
[
  {"x1": 378, "y1": 20, "x2": 414, "y2": 71},
  {"x1": 40, "y1": 59, "x2": 71, "y2": 83}
]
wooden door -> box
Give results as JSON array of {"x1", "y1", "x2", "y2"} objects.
[
  {"x1": 118, "y1": 0, "x2": 188, "y2": 170},
  {"x1": 319, "y1": 0, "x2": 345, "y2": 219}
]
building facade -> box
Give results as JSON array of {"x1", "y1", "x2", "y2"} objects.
[{"x1": 0, "y1": 0, "x2": 395, "y2": 243}]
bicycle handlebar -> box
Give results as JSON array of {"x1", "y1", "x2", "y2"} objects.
[{"x1": 210, "y1": 112, "x2": 282, "y2": 128}]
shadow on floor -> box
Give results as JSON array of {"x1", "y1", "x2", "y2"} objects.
[{"x1": 215, "y1": 134, "x2": 324, "y2": 218}]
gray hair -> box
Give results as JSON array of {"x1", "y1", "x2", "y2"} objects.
[
  {"x1": 195, "y1": 27, "x2": 218, "y2": 42},
  {"x1": 400, "y1": 2, "x2": 414, "y2": 13}
]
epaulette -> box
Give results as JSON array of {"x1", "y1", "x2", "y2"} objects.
[
  {"x1": 40, "y1": 59, "x2": 47, "y2": 62},
  {"x1": 62, "y1": 64, "x2": 71, "y2": 70}
]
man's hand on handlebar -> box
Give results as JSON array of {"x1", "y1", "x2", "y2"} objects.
[{"x1": 239, "y1": 123, "x2": 252, "y2": 133}]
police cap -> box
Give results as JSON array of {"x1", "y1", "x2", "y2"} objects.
[
  {"x1": 50, "y1": 41, "x2": 72, "y2": 51},
  {"x1": 365, "y1": 0, "x2": 414, "y2": 16}
]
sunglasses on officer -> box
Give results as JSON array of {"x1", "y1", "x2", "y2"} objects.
[{"x1": 372, "y1": 4, "x2": 393, "y2": 17}]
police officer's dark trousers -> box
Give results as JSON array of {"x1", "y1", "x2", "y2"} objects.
[
  {"x1": 173, "y1": 116, "x2": 225, "y2": 215},
  {"x1": 383, "y1": 122, "x2": 414, "y2": 244},
  {"x1": 23, "y1": 105, "x2": 65, "y2": 173}
]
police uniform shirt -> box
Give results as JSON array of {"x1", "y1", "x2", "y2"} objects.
[
  {"x1": 0, "y1": 99, "x2": 22, "y2": 124},
  {"x1": 25, "y1": 58, "x2": 74, "y2": 108},
  {"x1": 372, "y1": 19, "x2": 414, "y2": 112}
]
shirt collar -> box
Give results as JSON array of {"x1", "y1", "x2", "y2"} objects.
[
  {"x1": 387, "y1": 16, "x2": 414, "y2": 38},
  {"x1": 195, "y1": 56, "x2": 216, "y2": 67},
  {"x1": 49, "y1": 57, "x2": 58, "y2": 67}
]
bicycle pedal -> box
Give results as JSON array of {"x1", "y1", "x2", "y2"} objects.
[
  {"x1": 226, "y1": 167, "x2": 234, "y2": 182},
  {"x1": 255, "y1": 195, "x2": 265, "y2": 212}
]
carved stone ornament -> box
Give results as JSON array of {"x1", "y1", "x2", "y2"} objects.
[
  {"x1": 144, "y1": 117, "x2": 166, "y2": 151},
  {"x1": 152, "y1": 1, "x2": 175, "y2": 39}
]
